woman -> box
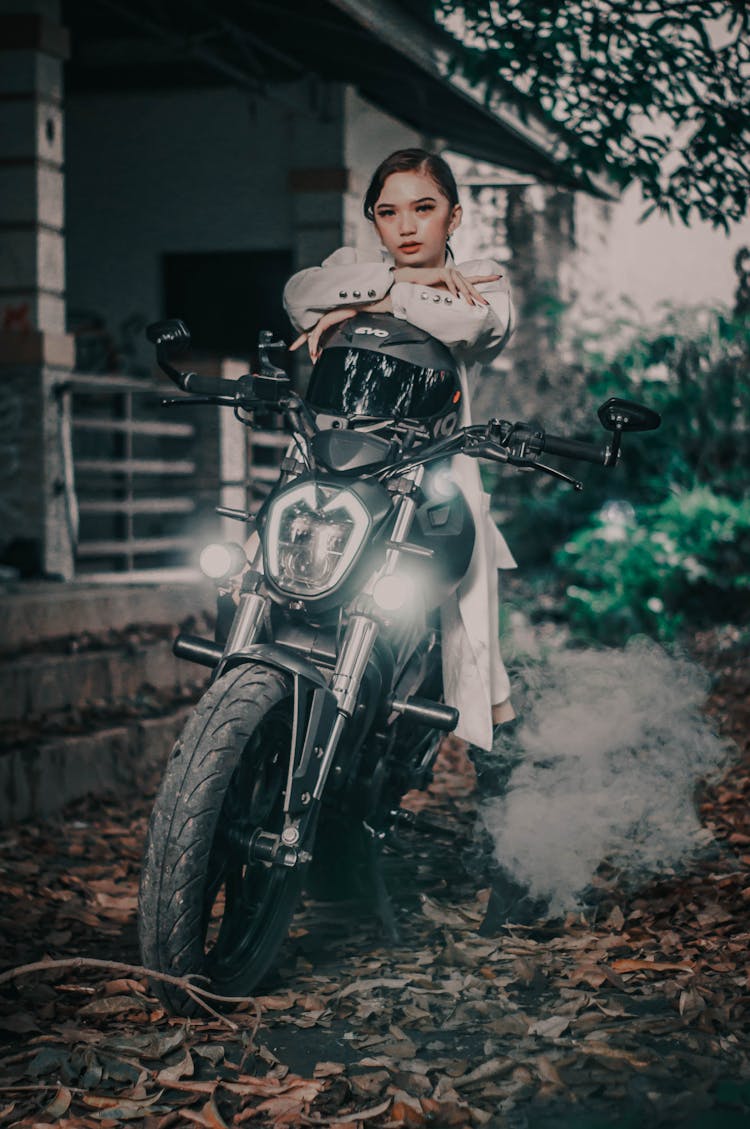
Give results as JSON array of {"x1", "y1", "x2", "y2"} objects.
[{"x1": 283, "y1": 148, "x2": 516, "y2": 753}]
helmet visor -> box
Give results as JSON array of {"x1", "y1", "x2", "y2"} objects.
[{"x1": 308, "y1": 347, "x2": 458, "y2": 422}]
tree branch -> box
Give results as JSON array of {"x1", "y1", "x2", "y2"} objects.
[{"x1": 0, "y1": 957, "x2": 263, "y2": 1034}]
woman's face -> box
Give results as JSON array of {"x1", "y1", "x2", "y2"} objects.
[{"x1": 373, "y1": 170, "x2": 461, "y2": 269}]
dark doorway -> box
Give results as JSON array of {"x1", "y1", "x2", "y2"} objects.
[{"x1": 162, "y1": 250, "x2": 293, "y2": 363}]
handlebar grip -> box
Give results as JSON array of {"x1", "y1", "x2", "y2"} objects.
[
  {"x1": 182, "y1": 371, "x2": 238, "y2": 397},
  {"x1": 538, "y1": 434, "x2": 609, "y2": 465}
]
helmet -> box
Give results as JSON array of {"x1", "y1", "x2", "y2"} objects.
[{"x1": 306, "y1": 313, "x2": 462, "y2": 439}]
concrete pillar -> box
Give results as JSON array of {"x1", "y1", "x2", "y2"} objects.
[
  {"x1": 0, "y1": 3, "x2": 75, "y2": 578},
  {"x1": 289, "y1": 165, "x2": 347, "y2": 273}
]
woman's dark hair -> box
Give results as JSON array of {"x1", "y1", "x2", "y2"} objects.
[{"x1": 363, "y1": 148, "x2": 459, "y2": 221}]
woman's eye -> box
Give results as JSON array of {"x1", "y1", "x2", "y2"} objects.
[
  {"x1": 377, "y1": 210, "x2": 395, "y2": 218},
  {"x1": 416, "y1": 205, "x2": 434, "y2": 213}
]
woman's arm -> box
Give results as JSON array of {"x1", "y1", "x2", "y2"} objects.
[
  {"x1": 283, "y1": 246, "x2": 394, "y2": 333},
  {"x1": 390, "y1": 259, "x2": 515, "y2": 361},
  {"x1": 392, "y1": 265, "x2": 498, "y2": 306}
]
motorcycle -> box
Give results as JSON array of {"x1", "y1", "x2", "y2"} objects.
[{"x1": 137, "y1": 314, "x2": 660, "y2": 1014}]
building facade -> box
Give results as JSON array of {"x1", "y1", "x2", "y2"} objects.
[{"x1": 0, "y1": 0, "x2": 602, "y2": 580}]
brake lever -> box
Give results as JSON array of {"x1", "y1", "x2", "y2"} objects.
[{"x1": 511, "y1": 456, "x2": 582, "y2": 490}]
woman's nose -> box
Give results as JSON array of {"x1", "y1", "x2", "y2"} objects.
[{"x1": 399, "y1": 215, "x2": 417, "y2": 235}]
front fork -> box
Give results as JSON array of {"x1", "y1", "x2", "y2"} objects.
[{"x1": 223, "y1": 467, "x2": 425, "y2": 866}]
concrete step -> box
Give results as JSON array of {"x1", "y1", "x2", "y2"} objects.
[
  {"x1": 0, "y1": 578, "x2": 222, "y2": 825},
  {"x1": 0, "y1": 706, "x2": 194, "y2": 825},
  {"x1": 0, "y1": 578, "x2": 215, "y2": 656},
  {"x1": 0, "y1": 638, "x2": 209, "y2": 723}
]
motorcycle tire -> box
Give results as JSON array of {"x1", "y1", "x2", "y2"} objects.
[{"x1": 138, "y1": 664, "x2": 303, "y2": 1015}]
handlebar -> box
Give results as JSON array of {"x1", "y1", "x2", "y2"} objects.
[
  {"x1": 148, "y1": 324, "x2": 650, "y2": 490},
  {"x1": 182, "y1": 372, "x2": 241, "y2": 398},
  {"x1": 530, "y1": 432, "x2": 610, "y2": 466},
  {"x1": 148, "y1": 323, "x2": 657, "y2": 494},
  {"x1": 160, "y1": 370, "x2": 618, "y2": 482}
]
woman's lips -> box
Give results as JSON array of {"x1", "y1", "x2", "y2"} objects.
[{"x1": 400, "y1": 243, "x2": 422, "y2": 253}]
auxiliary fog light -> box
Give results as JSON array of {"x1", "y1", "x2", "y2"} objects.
[
  {"x1": 199, "y1": 541, "x2": 247, "y2": 581},
  {"x1": 426, "y1": 465, "x2": 458, "y2": 499},
  {"x1": 372, "y1": 573, "x2": 418, "y2": 614}
]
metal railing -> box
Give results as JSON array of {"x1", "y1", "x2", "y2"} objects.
[
  {"x1": 68, "y1": 371, "x2": 287, "y2": 576},
  {"x1": 70, "y1": 372, "x2": 198, "y2": 574}
]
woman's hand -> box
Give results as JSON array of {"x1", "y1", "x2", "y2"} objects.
[
  {"x1": 393, "y1": 266, "x2": 501, "y2": 306},
  {"x1": 289, "y1": 306, "x2": 357, "y2": 363},
  {"x1": 289, "y1": 296, "x2": 394, "y2": 362}
]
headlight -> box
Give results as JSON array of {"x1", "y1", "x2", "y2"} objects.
[
  {"x1": 263, "y1": 482, "x2": 370, "y2": 596},
  {"x1": 200, "y1": 541, "x2": 247, "y2": 581}
]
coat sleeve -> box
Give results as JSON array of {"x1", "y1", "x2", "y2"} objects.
[
  {"x1": 283, "y1": 246, "x2": 395, "y2": 333},
  {"x1": 390, "y1": 258, "x2": 515, "y2": 362}
]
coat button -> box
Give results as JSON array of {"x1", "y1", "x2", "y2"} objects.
[
  {"x1": 420, "y1": 292, "x2": 429, "y2": 300},
  {"x1": 445, "y1": 296, "x2": 453, "y2": 303},
  {"x1": 367, "y1": 289, "x2": 376, "y2": 297},
  {"x1": 352, "y1": 290, "x2": 361, "y2": 298},
  {"x1": 432, "y1": 294, "x2": 441, "y2": 302},
  {"x1": 339, "y1": 290, "x2": 348, "y2": 298}
]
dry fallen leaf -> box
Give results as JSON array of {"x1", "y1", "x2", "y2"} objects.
[
  {"x1": 86, "y1": 1090, "x2": 164, "y2": 1120},
  {"x1": 528, "y1": 1015, "x2": 570, "y2": 1038},
  {"x1": 103, "y1": 977, "x2": 146, "y2": 995},
  {"x1": 580, "y1": 1040, "x2": 651, "y2": 1069},
  {"x1": 449, "y1": 1057, "x2": 515, "y2": 1089},
  {"x1": 156, "y1": 1079, "x2": 218, "y2": 1096},
  {"x1": 679, "y1": 987, "x2": 707, "y2": 1021},
  {"x1": 44, "y1": 1083, "x2": 72, "y2": 1118},
  {"x1": 610, "y1": 958, "x2": 694, "y2": 974},
  {"x1": 253, "y1": 1082, "x2": 323, "y2": 1124},
  {"x1": 0, "y1": 625, "x2": 748, "y2": 1128},
  {"x1": 419, "y1": 1096, "x2": 473, "y2": 1126},
  {"x1": 350, "y1": 1070, "x2": 390, "y2": 1098},
  {"x1": 92, "y1": 891, "x2": 139, "y2": 915},
  {"x1": 156, "y1": 1048, "x2": 194, "y2": 1083},
  {"x1": 181, "y1": 1095, "x2": 229, "y2": 1128},
  {"x1": 605, "y1": 905, "x2": 626, "y2": 931},
  {"x1": 535, "y1": 1055, "x2": 566, "y2": 1088},
  {"x1": 254, "y1": 993, "x2": 297, "y2": 1010},
  {"x1": 331, "y1": 1097, "x2": 392, "y2": 1123},
  {"x1": 313, "y1": 1061, "x2": 347, "y2": 1078},
  {"x1": 79, "y1": 994, "x2": 144, "y2": 1017},
  {"x1": 338, "y1": 978, "x2": 412, "y2": 1000},
  {"x1": 390, "y1": 1095, "x2": 426, "y2": 1127},
  {"x1": 419, "y1": 895, "x2": 474, "y2": 929}
]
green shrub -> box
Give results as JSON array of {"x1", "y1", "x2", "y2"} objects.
[
  {"x1": 583, "y1": 304, "x2": 749, "y2": 502},
  {"x1": 556, "y1": 487, "x2": 750, "y2": 642},
  {"x1": 497, "y1": 304, "x2": 750, "y2": 568}
]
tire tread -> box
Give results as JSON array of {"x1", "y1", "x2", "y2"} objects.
[{"x1": 138, "y1": 665, "x2": 299, "y2": 1014}]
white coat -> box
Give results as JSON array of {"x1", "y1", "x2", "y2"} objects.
[{"x1": 283, "y1": 246, "x2": 517, "y2": 751}]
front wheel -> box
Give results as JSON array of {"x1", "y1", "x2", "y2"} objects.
[{"x1": 138, "y1": 664, "x2": 302, "y2": 1014}]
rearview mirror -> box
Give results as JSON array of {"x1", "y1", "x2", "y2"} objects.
[
  {"x1": 598, "y1": 397, "x2": 661, "y2": 432},
  {"x1": 146, "y1": 319, "x2": 191, "y2": 353}
]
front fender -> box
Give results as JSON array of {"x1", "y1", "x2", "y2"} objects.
[
  {"x1": 214, "y1": 642, "x2": 328, "y2": 688},
  {"x1": 215, "y1": 644, "x2": 338, "y2": 816}
]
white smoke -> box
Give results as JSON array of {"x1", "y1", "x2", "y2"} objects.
[{"x1": 481, "y1": 636, "x2": 730, "y2": 914}]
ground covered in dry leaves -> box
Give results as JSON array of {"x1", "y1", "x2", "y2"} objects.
[{"x1": 0, "y1": 630, "x2": 748, "y2": 1129}]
